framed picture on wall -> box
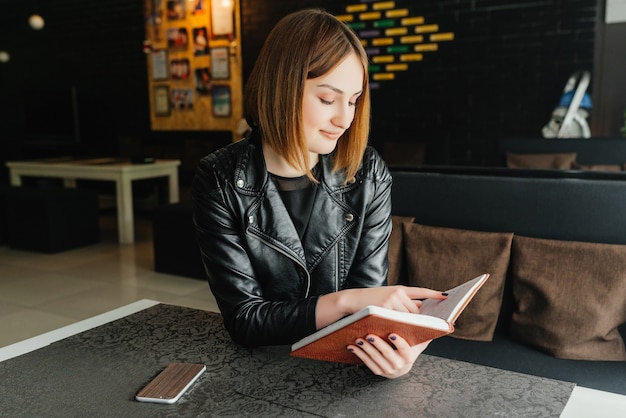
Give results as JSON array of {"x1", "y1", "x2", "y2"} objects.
[
  {"x1": 146, "y1": 0, "x2": 164, "y2": 42},
  {"x1": 195, "y1": 67, "x2": 211, "y2": 95},
  {"x1": 166, "y1": 0, "x2": 186, "y2": 20},
  {"x1": 210, "y1": 47, "x2": 229, "y2": 79},
  {"x1": 212, "y1": 85, "x2": 231, "y2": 117},
  {"x1": 167, "y1": 27, "x2": 189, "y2": 50},
  {"x1": 191, "y1": 0, "x2": 205, "y2": 15},
  {"x1": 170, "y1": 58, "x2": 190, "y2": 80},
  {"x1": 210, "y1": 0, "x2": 234, "y2": 38},
  {"x1": 151, "y1": 50, "x2": 168, "y2": 81},
  {"x1": 171, "y1": 88, "x2": 194, "y2": 110},
  {"x1": 154, "y1": 85, "x2": 170, "y2": 116},
  {"x1": 193, "y1": 27, "x2": 209, "y2": 56}
]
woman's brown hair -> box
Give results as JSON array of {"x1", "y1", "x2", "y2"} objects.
[{"x1": 244, "y1": 8, "x2": 370, "y2": 182}]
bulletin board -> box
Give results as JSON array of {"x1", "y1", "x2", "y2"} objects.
[{"x1": 143, "y1": 0, "x2": 243, "y2": 136}]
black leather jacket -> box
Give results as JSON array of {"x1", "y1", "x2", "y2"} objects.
[{"x1": 191, "y1": 133, "x2": 392, "y2": 347}]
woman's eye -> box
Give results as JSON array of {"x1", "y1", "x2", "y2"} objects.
[
  {"x1": 349, "y1": 101, "x2": 357, "y2": 107},
  {"x1": 320, "y1": 98, "x2": 334, "y2": 105}
]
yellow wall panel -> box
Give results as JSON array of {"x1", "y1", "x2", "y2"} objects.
[
  {"x1": 386, "y1": 63, "x2": 408, "y2": 71},
  {"x1": 372, "y1": 37, "x2": 394, "y2": 46},
  {"x1": 373, "y1": 73, "x2": 395, "y2": 81},
  {"x1": 360, "y1": 12, "x2": 382, "y2": 20},
  {"x1": 430, "y1": 32, "x2": 455, "y2": 41},
  {"x1": 146, "y1": 0, "x2": 243, "y2": 136},
  {"x1": 386, "y1": 27, "x2": 408, "y2": 36},
  {"x1": 400, "y1": 53, "x2": 423, "y2": 62},
  {"x1": 373, "y1": 2, "x2": 395, "y2": 10},
  {"x1": 372, "y1": 55, "x2": 395, "y2": 63},
  {"x1": 400, "y1": 35, "x2": 424, "y2": 44},
  {"x1": 337, "y1": 7, "x2": 455, "y2": 86},
  {"x1": 346, "y1": 4, "x2": 368, "y2": 12},
  {"x1": 415, "y1": 24, "x2": 439, "y2": 33},
  {"x1": 402, "y1": 16, "x2": 425, "y2": 25},
  {"x1": 415, "y1": 43, "x2": 439, "y2": 51},
  {"x1": 386, "y1": 9, "x2": 409, "y2": 18},
  {"x1": 336, "y1": 14, "x2": 354, "y2": 22}
]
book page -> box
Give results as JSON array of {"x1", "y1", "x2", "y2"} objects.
[
  {"x1": 419, "y1": 274, "x2": 489, "y2": 323},
  {"x1": 291, "y1": 304, "x2": 450, "y2": 352}
]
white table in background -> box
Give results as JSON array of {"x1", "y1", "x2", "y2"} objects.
[{"x1": 6, "y1": 157, "x2": 181, "y2": 244}]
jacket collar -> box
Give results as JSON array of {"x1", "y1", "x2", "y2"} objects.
[
  {"x1": 234, "y1": 130, "x2": 359, "y2": 270},
  {"x1": 233, "y1": 129, "x2": 356, "y2": 194}
]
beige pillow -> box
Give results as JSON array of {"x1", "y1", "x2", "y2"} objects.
[
  {"x1": 571, "y1": 162, "x2": 623, "y2": 172},
  {"x1": 510, "y1": 235, "x2": 626, "y2": 361},
  {"x1": 387, "y1": 216, "x2": 415, "y2": 286},
  {"x1": 403, "y1": 223, "x2": 513, "y2": 341},
  {"x1": 506, "y1": 152, "x2": 577, "y2": 169}
]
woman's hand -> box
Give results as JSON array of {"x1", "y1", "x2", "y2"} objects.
[
  {"x1": 316, "y1": 286, "x2": 448, "y2": 329},
  {"x1": 316, "y1": 285, "x2": 447, "y2": 378},
  {"x1": 356, "y1": 285, "x2": 448, "y2": 314},
  {"x1": 347, "y1": 333, "x2": 430, "y2": 379}
]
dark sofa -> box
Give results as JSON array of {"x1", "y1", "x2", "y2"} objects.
[{"x1": 389, "y1": 166, "x2": 626, "y2": 395}]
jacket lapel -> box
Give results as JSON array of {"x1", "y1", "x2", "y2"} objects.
[
  {"x1": 251, "y1": 178, "x2": 307, "y2": 264},
  {"x1": 302, "y1": 160, "x2": 359, "y2": 270},
  {"x1": 236, "y1": 134, "x2": 359, "y2": 270}
]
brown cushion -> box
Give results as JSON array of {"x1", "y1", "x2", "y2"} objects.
[
  {"x1": 506, "y1": 152, "x2": 577, "y2": 169},
  {"x1": 387, "y1": 216, "x2": 415, "y2": 286},
  {"x1": 571, "y1": 162, "x2": 623, "y2": 172},
  {"x1": 510, "y1": 235, "x2": 626, "y2": 361},
  {"x1": 403, "y1": 223, "x2": 513, "y2": 341}
]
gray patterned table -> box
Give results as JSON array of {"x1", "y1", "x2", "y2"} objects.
[{"x1": 0, "y1": 304, "x2": 575, "y2": 417}]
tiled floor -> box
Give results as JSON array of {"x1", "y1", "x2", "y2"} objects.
[{"x1": 0, "y1": 213, "x2": 219, "y2": 349}]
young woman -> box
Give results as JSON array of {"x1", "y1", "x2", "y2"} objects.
[{"x1": 191, "y1": 8, "x2": 446, "y2": 379}]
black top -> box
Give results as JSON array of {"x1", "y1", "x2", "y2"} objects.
[{"x1": 270, "y1": 168, "x2": 318, "y2": 239}]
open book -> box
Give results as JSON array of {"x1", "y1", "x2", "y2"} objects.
[{"x1": 291, "y1": 273, "x2": 490, "y2": 364}]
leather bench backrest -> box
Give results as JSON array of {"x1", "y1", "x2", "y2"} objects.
[{"x1": 391, "y1": 170, "x2": 626, "y2": 245}]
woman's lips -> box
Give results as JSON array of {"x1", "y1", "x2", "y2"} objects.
[{"x1": 320, "y1": 130, "x2": 343, "y2": 140}]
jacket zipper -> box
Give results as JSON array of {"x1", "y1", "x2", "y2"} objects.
[
  {"x1": 248, "y1": 230, "x2": 312, "y2": 297},
  {"x1": 335, "y1": 244, "x2": 340, "y2": 292}
]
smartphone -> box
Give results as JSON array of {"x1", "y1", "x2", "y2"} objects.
[{"x1": 135, "y1": 363, "x2": 206, "y2": 404}]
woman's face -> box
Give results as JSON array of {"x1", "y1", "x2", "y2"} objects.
[{"x1": 302, "y1": 53, "x2": 364, "y2": 156}]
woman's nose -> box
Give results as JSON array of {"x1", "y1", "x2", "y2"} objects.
[{"x1": 332, "y1": 105, "x2": 353, "y2": 129}]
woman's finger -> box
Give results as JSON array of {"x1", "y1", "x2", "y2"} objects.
[{"x1": 403, "y1": 286, "x2": 449, "y2": 301}]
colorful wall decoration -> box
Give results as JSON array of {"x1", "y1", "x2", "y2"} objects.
[
  {"x1": 336, "y1": 1, "x2": 455, "y2": 89},
  {"x1": 143, "y1": 0, "x2": 242, "y2": 135}
]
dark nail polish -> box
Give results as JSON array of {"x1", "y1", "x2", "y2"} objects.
[
  {"x1": 442, "y1": 292, "x2": 449, "y2": 296},
  {"x1": 357, "y1": 340, "x2": 364, "y2": 346},
  {"x1": 367, "y1": 337, "x2": 375, "y2": 343},
  {"x1": 390, "y1": 335, "x2": 397, "y2": 341},
  {"x1": 347, "y1": 347, "x2": 354, "y2": 352}
]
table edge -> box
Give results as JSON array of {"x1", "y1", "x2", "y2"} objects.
[{"x1": 0, "y1": 299, "x2": 160, "y2": 363}]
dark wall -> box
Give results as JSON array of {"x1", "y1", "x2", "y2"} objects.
[
  {"x1": 241, "y1": 0, "x2": 602, "y2": 165},
  {"x1": 1, "y1": 0, "x2": 623, "y2": 184},
  {"x1": 0, "y1": 0, "x2": 149, "y2": 163},
  {"x1": 592, "y1": 16, "x2": 626, "y2": 137}
]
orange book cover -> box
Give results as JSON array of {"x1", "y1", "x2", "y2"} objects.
[{"x1": 291, "y1": 273, "x2": 489, "y2": 365}]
